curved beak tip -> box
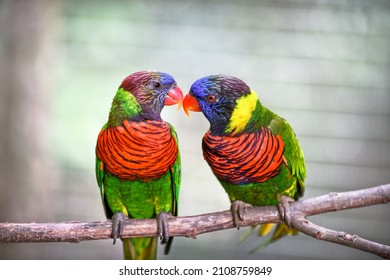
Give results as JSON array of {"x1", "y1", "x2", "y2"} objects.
[
  {"x1": 183, "y1": 94, "x2": 201, "y2": 118},
  {"x1": 183, "y1": 106, "x2": 191, "y2": 117},
  {"x1": 165, "y1": 86, "x2": 184, "y2": 109}
]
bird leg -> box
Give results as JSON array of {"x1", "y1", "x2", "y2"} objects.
[
  {"x1": 156, "y1": 212, "x2": 172, "y2": 244},
  {"x1": 231, "y1": 200, "x2": 252, "y2": 229},
  {"x1": 111, "y1": 212, "x2": 128, "y2": 244},
  {"x1": 277, "y1": 196, "x2": 294, "y2": 227}
]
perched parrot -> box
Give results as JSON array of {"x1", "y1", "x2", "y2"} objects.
[
  {"x1": 95, "y1": 71, "x2": 183, "y2": 260},
  {"x1": 183, "y1": 74, "x2": 306, "y2": 248}
]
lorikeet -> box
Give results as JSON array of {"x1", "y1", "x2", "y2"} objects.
[
  {"x1": 95, "y1": 71, "x2": 183, "y2": 259},
  {"x1": 183, "y1": 74, "x2": 306, "y2": 248}
]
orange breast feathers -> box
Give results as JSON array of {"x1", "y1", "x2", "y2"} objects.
[
  {"x1": 202, "y1": 127, "x2": 285, "y2": 185},
  {"x1": 96, "y1": 120, "x2": 178, "y2": 181}
]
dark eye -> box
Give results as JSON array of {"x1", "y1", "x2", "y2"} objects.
[
  {"x1": 206, "y1": 95, "x2": 217, "y2": 103},
  {"x1": 153, "y1": 82, "x2": 161, "y2": 88}
]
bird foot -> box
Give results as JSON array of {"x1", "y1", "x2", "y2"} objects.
[
  {"x1": 277, "y1": 196, "x2": 294, "y2": 227},
  {"x1": 111, "y1": 212, "x2": 128, "y2": 244},
  {"x1": 156, "y1": 212, "x2": 172, "y2": 244},
  {"x1": 231, "y1": 200, "x2": 252, "y2": 229}
]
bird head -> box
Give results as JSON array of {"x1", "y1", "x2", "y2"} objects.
[
  {"x1": 183, "y1": 75, "x2": 258, "y2": 135},
  {"x1": 121, "y1": 71, "x2": 183, "y2": 117},
  {"x1": 109, "y1": 71, "x2": 183, "y2": 125}
]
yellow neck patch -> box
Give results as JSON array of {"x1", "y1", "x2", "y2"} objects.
[{"x1": 225, "y1": 89, "x2": 258, "y2": 135}]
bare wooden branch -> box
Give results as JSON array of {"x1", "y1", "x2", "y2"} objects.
[
  {"x1": 288, "y1": 184, "x2": 390, "y2": 259},
  {"x1": 0, "y1": 184, "x2": 389, "y2": 258}
]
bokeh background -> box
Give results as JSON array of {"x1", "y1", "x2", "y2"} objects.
[{"x1": 0, "y1": 0, "x2": 389, "y2": 259}]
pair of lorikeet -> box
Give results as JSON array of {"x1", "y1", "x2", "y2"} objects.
[{"x1": 95, "y1": 71, "x2": 306, "y2": 260}]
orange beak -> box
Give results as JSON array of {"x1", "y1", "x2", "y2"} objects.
[
  {"x1": 165, "y1": 86, "x2": 184, "y2": 109},
  {"x1": 183, "y1": 94, "x2": 201, "y2": 117}
]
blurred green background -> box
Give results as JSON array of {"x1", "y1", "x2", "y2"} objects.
[{"x1": 0, "y1": 0, "x2": 389, "y2": 259}]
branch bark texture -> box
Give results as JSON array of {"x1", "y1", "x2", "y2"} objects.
[{"x1": 1, "y1": 184, "x2": 389, "y2": 258}]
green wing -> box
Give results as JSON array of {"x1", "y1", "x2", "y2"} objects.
[
  {"x1": 168, "y1": 122, "x2": 181, "y2": 217},
  {"x1": 95, "y1": 150, "x2": 114, "y2": 220},
  {"x1": 269, "y1": 116, "x2": 306, "y2": 198},
  {"x1": 95, "y1": 125, "x2": 114, "y2": 219}
]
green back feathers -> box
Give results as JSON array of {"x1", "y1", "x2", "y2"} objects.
[
  {"x1": 269, "y1": 117, "x2": 306, "y2": 198},
  {"x1": 168, "y1": 123, "x2": 181, "y2": 217},
  {"x1": 107, "y1": 88, "x2": 142, "y2": 127}
]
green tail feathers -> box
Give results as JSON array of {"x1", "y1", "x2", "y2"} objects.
[{"x1": 123, "y1": 237, "x2": 158, "y2": 260}]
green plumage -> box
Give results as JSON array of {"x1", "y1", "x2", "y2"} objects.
[
  {"x1": 184, "y1": 74, "x2": 306, "y2": 247},
  {"x1": 95, "y1": 71, "x2": 182, "y2": 259},
  {"x1": 222, "y1": 110, "x2": 305, "y2": 205},
  {"x1": 95, "y1": 147, "x2": 180, "y2": 259}
]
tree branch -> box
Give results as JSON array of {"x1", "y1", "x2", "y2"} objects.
[{"x1": 0, "y1": 184, "x2": 389, "y2": 258}]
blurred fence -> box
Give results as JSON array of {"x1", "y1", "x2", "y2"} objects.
[{"x1": 0, "y1": 0, "x2": 389, "y2": 259}]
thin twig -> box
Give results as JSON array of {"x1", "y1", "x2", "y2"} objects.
[{"x1": 0, "y1": 184, "x2": 389, "y2": 258}]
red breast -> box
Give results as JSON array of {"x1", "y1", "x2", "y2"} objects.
[
  {"x1": 202, "y1": 127, "x2": 285, "y2": 184},
  {"x1": 96, "y1": 120, "x2": 178, "y2": 181}
]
